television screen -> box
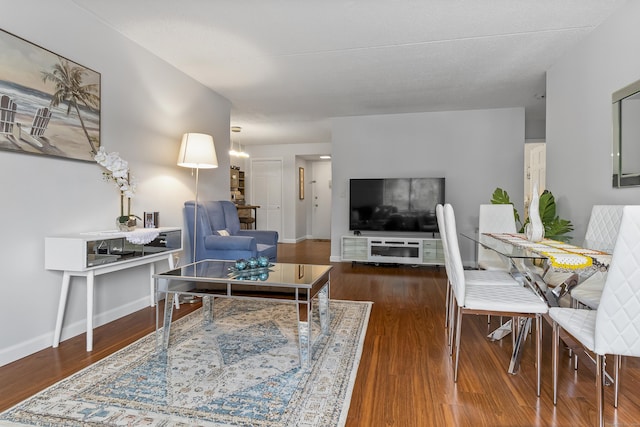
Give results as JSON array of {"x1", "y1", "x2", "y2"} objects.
[{"x1": 349, "y1": 178, "x2": 445, "y2": 232}]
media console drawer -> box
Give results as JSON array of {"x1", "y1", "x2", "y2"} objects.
[{"x1": 341, "y1": 235, "x2": 443, "y2": 266}]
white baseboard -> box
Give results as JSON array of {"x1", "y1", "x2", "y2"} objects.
[
  {"x1": 0, "y1": 296, "x2": 150, "y2": 368},
  {"x1": 281, "y1": 235, "x2": 312, "y2": 244}
]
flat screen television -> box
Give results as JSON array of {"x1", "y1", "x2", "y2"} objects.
[{"x1": 349, "y1": 177, "x2": 445, "y2": 233}]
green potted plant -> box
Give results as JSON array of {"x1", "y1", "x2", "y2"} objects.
[{"x1": 490, "y1": 188, "x2": 573, "y2": 238}]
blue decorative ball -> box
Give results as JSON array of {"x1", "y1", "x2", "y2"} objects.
[
  {"x1": 257, "y1": 256, "x2": 269, "y2": 267},
  {"x1": 235, "y1": 259, "x2": 247, "y2": 270},
  {"x1": 259, "y1": 272, "x2": 269, "y2": 281},
  {"x1": 247, "y1": 257, "x2": 259, "y2": 269}
]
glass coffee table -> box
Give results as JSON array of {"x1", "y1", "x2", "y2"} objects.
[{"x1": 154, "y1": 260, "x2": 332, "y2": 367}]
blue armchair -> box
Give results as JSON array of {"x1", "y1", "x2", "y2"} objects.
[{"x1": 184, "y1": 200, "x2": 278, "y2": 262}]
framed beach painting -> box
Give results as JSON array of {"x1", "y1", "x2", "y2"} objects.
[{"x1": 0, "y1": 28, "x2": 100, "y2": 162}]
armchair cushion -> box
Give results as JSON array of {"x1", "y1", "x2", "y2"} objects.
[
  {"x1": 185, "y1": 200, "x2": 278, "y2": 262},
  {"x1": 203, "y1": 235, "x2": 256, "y2": 251}
]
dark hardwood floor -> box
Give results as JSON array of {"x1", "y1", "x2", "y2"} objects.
[{"x1": 2, "y1": 239, "x2": 640, "y2": 426}]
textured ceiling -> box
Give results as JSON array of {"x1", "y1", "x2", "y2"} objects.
[{"x1": 71, "y1": 0, "x2": 626, "y2": 145}]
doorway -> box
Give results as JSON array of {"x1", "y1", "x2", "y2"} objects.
[
  {"x1": 250, "y1": 159, "x2": 283, "y2": 239},
  {"x1": 311, "y1": 160, "x2": 332, "y2": 239}
]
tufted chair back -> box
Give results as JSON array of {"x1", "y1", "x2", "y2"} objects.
[
  {"x1": 583, "y1": 205, "x2": 624, "y2": 253},
  {"x1": 436, "y1": 204, "x2": 451, "y2": 278},
  {"x1": 204, "y1": 200, "x2": 242, "y2": 235},
  {"x1": 443, "y1": 204, "x2": 466, "y2": 306},
  {"x1": 594, "y1": 205, "x2": 640, "y2": 356},
  {"x1": 477, "y1": 204, "x2": 517, "y2": 270}
]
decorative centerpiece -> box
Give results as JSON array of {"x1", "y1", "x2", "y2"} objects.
[
  {"x1": 229, "y1": 257, "x2": 273, "y2": 280},
  {"x1": 525, "y1": 183, "x2": 545, "y2": 242},
  {"x1": 94, "y1": 146, "x2": 138, "y2": 231},
  {"x1": 235, "y1": 259, "x2": 248, "y2": 271},
  {"x1": 247, "y1": 257, "x2": 259, "y2": 269}
]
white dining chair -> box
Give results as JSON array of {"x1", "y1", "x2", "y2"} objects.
[
  {"x1": 567, "y1": 205, "x2": 625, "y2": 308},
  {"x1": 570, "y1": 271, "x2": 606, "y2": 309},
  {"x1": 550, "y1": 205, "x2": 640, "y2": 427},
  {"x1": 477, "y1": 204, "x2": 517, "y2": 271},
  {"x1": 437, "y1": 204, "x2": 517, "y2": 344},
  {"x1": 544, "y1": 205, "x2": 624, "y2": 303},
  {"x1": 442, "y1": 204, "x2": 549, "y2": 395}
]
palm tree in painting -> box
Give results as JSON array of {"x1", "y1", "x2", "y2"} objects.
[{"x1": 41, "y1": 58, "x2": 100, "y2": 154}]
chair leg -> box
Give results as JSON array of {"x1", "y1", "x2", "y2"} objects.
[
  {"x1": 597, "y1": 354, "x2": 605, "y2": 427},
  {"x1": 552, "y1": 321, "x2": 559, "y2": 405},
  {"x1": 536, "y1": 315, "x2": 542, "y2": 397},
  {"x1": 569, "y1": 298, "x2": 576, "y2": 366},
  {"x1": 454, "y1": 308, "x2": 463, "y2": 382},
  {"x1": 614, "y1": 355, "x2": 620, "y2": 408},
  {"x1": 445, "y1": 280, "x2": 450, "y2": 328},
  {"x1": 448, "y1": 296, "x2": 456, "y2": 354}
]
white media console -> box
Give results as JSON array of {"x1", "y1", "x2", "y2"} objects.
[{"x1": 341, "y1": 234, "x2": 444, "y2": 266}]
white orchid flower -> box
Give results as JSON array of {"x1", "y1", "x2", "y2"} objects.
[{"x1": 94, "y1": 147, "x2": 136, "y2": 199}]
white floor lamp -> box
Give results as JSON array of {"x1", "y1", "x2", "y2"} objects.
[{"x1": 177, "y1": 132, "x2": 218, "y2": 265}]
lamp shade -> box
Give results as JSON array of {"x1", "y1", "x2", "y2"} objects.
[{"x1": 177, "y1": 133, "x2": 218, "y2": 169}]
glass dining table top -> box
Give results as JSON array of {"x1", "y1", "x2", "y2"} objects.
[
  {"x1": 462, "y1": 232, "x2": 548, "y2": 260},
  {"x1": 463, "y1": 232, "x2": 613, "y2": 282}
]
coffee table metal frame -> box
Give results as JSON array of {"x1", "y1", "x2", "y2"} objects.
[{"x1": 154, "y1": 260, "x2": 332, "y2": 367}]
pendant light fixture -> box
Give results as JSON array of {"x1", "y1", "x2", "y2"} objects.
[{"x1": 229, "y1": 126, "x2": 249, "y2": 158}]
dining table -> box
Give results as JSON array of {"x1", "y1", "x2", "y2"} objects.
[
  {"x1": 465, "y1": 232, "x2": 612, "y2": 305},
  {"x1": 460, "y1": 232, "x2": 613, "y2": 374}
]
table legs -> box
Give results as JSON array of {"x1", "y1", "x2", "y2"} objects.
[
  {"x1": 52, "y1": 271, "x2": 95, "y2": 351},
  {"x1": 487, "y1": 319, "x2": 513, "y2": 341},
  {"x1": 52, "y1": 271, "x2": 71, "y2": 348},
  {"x1": 297, "y1": 281, "x2": 331, "y2": 368},
  {"x1": 202, "y1": 295, "x2": 214, "y2": 322},
  {"x1": 156, "y1": 278, "x2": 332, "y2": 369},
  {"x1": 318, "y1": 284, "x2": 330, "y2": 334},
  {"x1": 508, "y1": 317, "x2": 531, "y2": 374},
  {"x1": 157, "y1": 290, "x2": 175, "y2": 349},
  {"x1": 86, "y1": 271, "x2": 95, "y2": 351},
  {"x1": 297, "y1": 312, "x2": 310, "y2": 367}
]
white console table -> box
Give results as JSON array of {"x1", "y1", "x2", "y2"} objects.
[
  {"x1": 341, "y1": 234, "x2": 444, "y2": 266},
  {"x1": 45, "y1": 227, "x2": 182, "y2": 351}
]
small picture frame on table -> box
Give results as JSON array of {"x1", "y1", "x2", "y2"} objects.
[{"x1": 144, "y1": 212, "x2": 159, "y2": 228}]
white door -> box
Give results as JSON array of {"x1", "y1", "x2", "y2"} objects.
[
  {"x1": 311, "y1": 161, "x2": 332, "y2": 239},
  {"x1": 524, "y1": 142, "x2": 546, "y2": 217},
  {"x1": 250, "y1": 159, "x2": 283, "y2": 238}
]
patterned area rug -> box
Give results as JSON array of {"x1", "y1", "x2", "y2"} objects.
[{"x1": 1, "y1": 299, "x2": 372, "y2": 426}]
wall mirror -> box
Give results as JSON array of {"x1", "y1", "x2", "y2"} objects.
[{"x1": 612, "y1": 78, "x2": 640, "y2": 187}]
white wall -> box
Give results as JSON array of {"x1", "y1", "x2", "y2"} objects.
[
  {"x1": 330, "y1": 108, "x2": 525, "y2": 264},
  {"x1": 0, "y1": 0, "x2": 231, "y2": 366},
  {"x1": 546, "y1": 1, "x2": 640, "y2": 240},
  {"x1": 245, "y1": 142, "x2": 331, "y2": 242}
]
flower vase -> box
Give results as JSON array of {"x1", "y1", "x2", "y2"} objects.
[
  {"x1": 116, "y1": 216, "x2": 137, "y2": 232},
  {"x1": 116, "y1": 194, "x2": 136, "y2": 231},
  {"x1": 525, "y1": 183, "x2": 545, "y2": 242}
]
